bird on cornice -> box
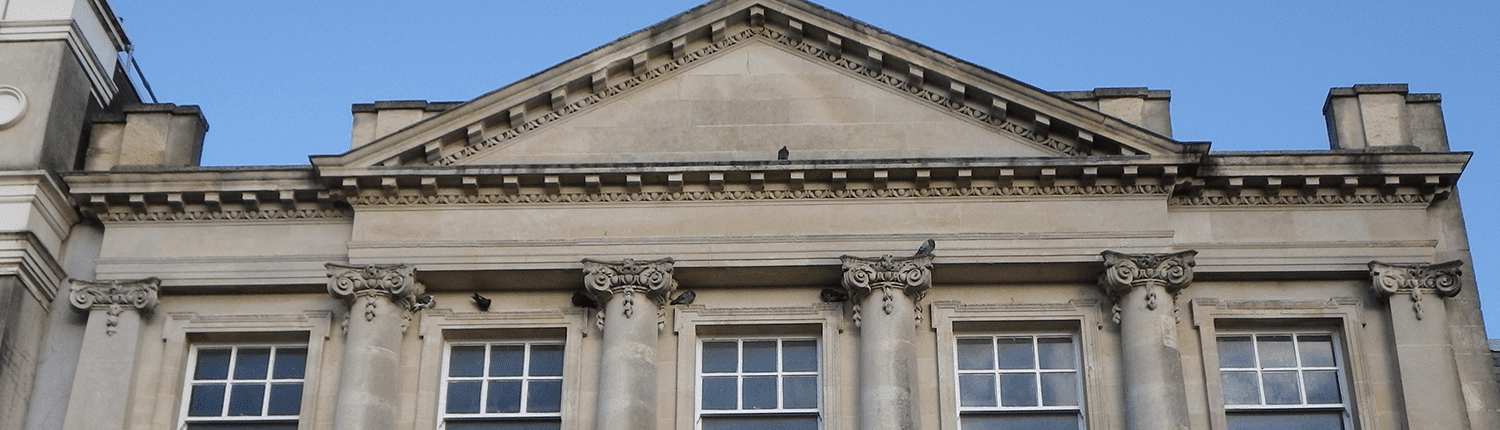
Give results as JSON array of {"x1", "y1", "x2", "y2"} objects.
[
  {"x1": 777, "y1": 146, "x2": 789, "y2": 160},
  {"x1": 471, "y1": 293, "x2": 491, "y2": 312},
  {"x1": 670, "y1": 289, "x2": 696, "y2": 305},
  {"x1": 915, "y1": 239, "x2": 936, "y2": 256},
  {"x1": 571, "y1": 291, "x2": 599, "y2": 309},
  {"x1": 820, "y1": 288, "x2": 849, "y2": 303}
]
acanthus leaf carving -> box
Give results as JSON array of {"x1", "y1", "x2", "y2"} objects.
[
  {"x1": 69, "y1": 277, "x2": 161, "y2": 336},
  {"x1": 325, "y1": 263, "x2": 434, "y2": 321},
  {"x1": 839, "y1": 254, "x2": 933, "y2": 327},
  {"x1": 1098, "y1": 250, "x2": 1197, "y2": 324},
  {"x1": 1368, "y1": 260, "x2": 1463, "y2": 320},
  {"x1": 581, "y1": 257, "x2": 677, "y2": 330}
]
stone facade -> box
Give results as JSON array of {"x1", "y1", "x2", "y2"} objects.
[{"x1": 1, "y1": 0, "x2": 1496, "y2": 429}]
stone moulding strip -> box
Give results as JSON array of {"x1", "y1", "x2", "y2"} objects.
[
  {"x1": 1169, "y1": 193, "x2": 1433, "y2": 207},
  {"x1": 424, "y1": 16, "x2": 1101, "y2": 167},
  {"x1": 344, "y1": 184, "x2": 1170, "y2": 206},
  {"x1": 90, "y1": 208, "x2": 352, "y2": 223}
]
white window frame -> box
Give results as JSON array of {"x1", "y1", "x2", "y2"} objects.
[
  {"x1": 696, "y1": 335, "x2": 822, "y2": 426},
  {"x1": 930, "y1": 299, "x2": 1106, "y2": 430},
  {"x1": 416, "y1": 307, "x2": 587, "y2": 430},
  {"x1": 439, "y1": 339, "x2": 567, "y2": 426},
  {"x1": 179, "y1": 343, "x2": 309, "y2": 428},
  {"x1": 1190, "y1": 298, "x2": 1374, "y2": 430},
  {"x1": 674, "y1": 303, "x2": 844, "y2": 430},
  {"x1": 953, "y1": 333, "x2": 1085, "y2": 428},
  {"x1": 1215, "y1": 330, "x2": 1351, "y2": 425}
]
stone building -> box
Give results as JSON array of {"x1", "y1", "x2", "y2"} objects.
[{"x1": 1, "y1": 0, "x2": 1496, "y2": 429}]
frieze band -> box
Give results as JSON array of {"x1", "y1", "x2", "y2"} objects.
[{"x1": 69, "y1": 277, "x2": 161, "y2": 336}]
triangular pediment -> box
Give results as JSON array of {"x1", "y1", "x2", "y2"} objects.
[{"x1": 313, "y1": 0, "x2": 1198, "y2": 169}]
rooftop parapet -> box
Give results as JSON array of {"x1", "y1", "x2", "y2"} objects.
[
  {"x1": 1055, "y1": 87, "x2": 1173, "y2": 138},
  {"x1": 350, "y1": 100, "x2": 462, "y2": 149},
  {"x1": 85, "y1": 103, "x2": 207, "y2": 169},
  {"x1": 1324, "y1": 84, "x2": 1448, "y2": 152}
]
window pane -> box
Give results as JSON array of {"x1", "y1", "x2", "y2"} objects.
[
  {"x1": 272, "y1": 348, "x2": 307, "y2": 379},
  {"x1": 959, "y1": 374, "x2": 996, "y2": 407},
  {"x1": 995, "y1": 337, "x2": 1034, "y2": 370},
  {"x1": 227, "y1": 383, "x2": 266, "y2": 416},
  {"x1": 742, "y1": 341, "x2": 777, "y2": 373},
  {"x1": 1303, "y1": 370, "x2": 1342, "y2": 404},
  {"x1": 957, "y1": 338, "x2": 995, "y2": 370},
  {"x1": 1297, "y1": 335, "x2": 1336, "y2": 368},
  {"x1": 701, "y1": 415, "x2": 818, "y2": 430},
  {"x1": 999, "y1": 374, "x2": 1039, "y2": 407},
  {"x1": 702, "y1": 377, "x2": 737, "y2": 410},
  {"x1": 1262, "y1": 371, "x2": 1301, "y2": 405},
  {"x1": 446, "y1": 380, "x2": 482, "y2": 414},
  {"x1": 194, "y1": 349, "x2": 232, "y2": 380},
  {"x1": 1222, "y1": 371, "x2": 1262, "y2": 405},
  {"x1": 527, "y1": 380, "x2": 562, "y2": 413},
  {"x1": 444, "y1": 420, "x2": 562, "y2": 430},
  {"x1": 267, "y1": 383, "x2": 302, "y2": 415},
  {"x1": 487, "y1": 380, "x2": 522, "y2": 414},
  {"x1": 233, "y1": 348, "x2": 271, "y2": 380},
  {"x1": 450, "y1": 346, "x2": 485, "y2": 378},
  {"x1": 961, "y1": 413, "x2": 1080, "y2": 430},
  {"x1": 741, "y1": 376, "x2": 777, "y2": 409},
  {"x1": 489, "y1": 345, "x2": 525, "y2": 377},
  {"x1": 783, "y1": 376, "x2": 818, "y2": 409},
  {"x1": 1218, "y1": 336, "x2": 1256, "y2": 369},
  {"x1": 1257, "y1": 335, "x2": 1296, "y2": 368},
  {"x1": 703, "y1": 342, "x2": 738, "y2": 373},
  {"x1": 782, "y1": 340, "x2": 817, "y2": 372},
  {"x1": 188, "y1": 384, "x2": 226, "y2": 416},
  {"x1": 1227, "y1": 411, "x2": 1344, "y2": 430},
  {"x1": 1040, "y1": 373, "x2": 1078, "y2": 406},
  {"x1": 186, "y1": 423, "x2": 299, "y2": 430},
  {"x1": 529, "y1": 344, "x2": 564, "y2": 377},
  {"x1": 1036, "y1": 337, "x2": 1075, "y2": 370}
]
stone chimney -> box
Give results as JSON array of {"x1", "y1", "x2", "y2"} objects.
[
  {"x1": 1323, "y1": 84, "x2": 1447, "y2": 152},
  {"x1": 84, "y1": 103, "x2": 207, "y2": 170},
  {"x1": 349, "y1": 100, "x2": 462, "y2": 149},
  {"x1": 1056, "y1": 87, "x2": 1173, "y2": 138}
]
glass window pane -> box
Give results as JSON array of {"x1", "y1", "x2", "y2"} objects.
[
  {"x1": 449, "y1": 346, "x2": 485, "y2": 378},
  {"x1": 1040, "y1": 373, "x2": 1079, "y2": 406},
  {"x1": 446, "y1": 380, "x2": 482, "y2": 414},
  {"x1": 445, "y1": 420, "x2": 561, "y2": 430},
  {"x1": 1298, "y1": 335, "x2": 1336, "y2": 368},
  {"x1": 701, "y1": 415, "x2": 818, "y2": 430},
  {"x1": 1303, "y1": 370, "x2": 1342, "y2": 404},
  {"x1": 995, "y1": 337, "x2": 1035, "y2": 370},
  {"x1": 227, "y1": 383, "x2": 266, "y2": 416},
  {"x1": 783, "y1": 376, "x2": 817, "y2": 409},
  {"x1": 741, "y1": 376, "x2": 777, "y2": 409},
  {"x1": 186, "y1": 423, "x2": 300, "y2": 430},
  {"x1": 702, "y1": 377, "x2": 737, "y2": 410},
  {"x1": 1036, "y1": 337, "x2": 1075, "y2": 370},
  {"x1": 233, "y1": 348, "x2": 271, "y2": 380},
  {"x1": 1222, "y1": 371, "x2": 1262, "y2": 405},
  {"x1": 1262, "y1": 371, "x2": 1301, "y2": 405},
  {"x1": 194, "y1": 349, "x2": 232, "y2": 380},
  {"x1": 1227, "y1": 411, "x2": 1344, "y2": 430},
  {"x1": 529, "y1": 344, "x2": 564, "y2": 377},
  {"x1": 999, "y1": 374, "x2": 1039, "y2": 407},
  {"x1": 742, "y1": 341, "x2": 777, "y2": 373},
  {"x1": 489, "y1": 345, "x2": 525, "y2": 377},
  {"x1": 959, "y1": 374, "x2": 996, "y2": 407},
  {"x1": 267, "y1": 383, "x2": 302, "y2": 416},
  {"x1": 1218, "y1": 336, "x2": 1256, "y2": 369},
  {"x1": 188, "y1": 384, "x2": 226, "y2": 416},
  {"x1": 487, "y1": 380, "x2": 522, "y2": 414},
  {"x1": 782, "y1": 340, "x2": 817, "y2": 372},
  {"x1": 1257, "y1": 335, "x2": 1296, "y2": 368},
  {"x1": 702, "y1": 342, "x2": 738, "y2": 373},
  {"x1": 527, "y1": 380, "x2": 562, "y2": 413},
  {"x1": 957, "y1": 338, "x2": 995, "y2": 370},
  {"x1": 272, "y1": 348, "x2": 306, "y2": 379},
  {"x1": 961, "y1": 413, "x2": 1080, "y2": 430}
]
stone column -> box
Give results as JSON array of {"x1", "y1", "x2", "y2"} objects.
[
  {"x1": 60, "y1": 277, "x2": 160, "y2": 430},
  {"x1": 581, "y1": 258, "x2": 676, "y2": 430},
  {"x1": 841, "y1": 254, "x2": 933, "y2": 430},
  {"x1": 1369, "y1": 261, "x2": 1471, "y2": 430},
  {"x1": 326, "y1": 263, "x2": 431, "y2": 430},
  {"x1": 1099, "y1": 251, "x2": 1195, "y2": 430}
]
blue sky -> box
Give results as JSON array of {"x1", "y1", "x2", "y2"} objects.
[{"x1": 109, "y1": 1, "x2": 1500, "y2": 331}]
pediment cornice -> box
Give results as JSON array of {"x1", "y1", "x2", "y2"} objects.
[{"x1": 312, "y1": 0, "x2": 1202, "y2": 169}]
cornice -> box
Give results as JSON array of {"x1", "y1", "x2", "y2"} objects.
[{"x1": 64, "y1": 168, "x2": 349, "y2": 224}]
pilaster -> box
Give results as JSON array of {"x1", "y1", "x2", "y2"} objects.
[
  {"x1": 326, "y1": 263, "x2": 431, "y2": 430},
  {"x1": 581, "y1": 257, "x2": 676, "y2": 430},
  {"x1": 1099, "y1": 250, "x2": 1195, "y2": 430},
  {"x1": 59, "y1": 277, "x2": 159, "y2": 430},
  {"x1": 840, "y1": 253, "x2": 933, "y2": 430},
  {"x1": 1368, "y1": 260, "x2": 1471, "y2": 429}
]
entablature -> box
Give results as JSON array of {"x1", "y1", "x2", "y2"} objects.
[
  {"x1": 63, "y1": 167, "x2": 348, "y2": 223},
  {"x1": 1170, "y1": 151, "x2": 1467, "y2": 208}
]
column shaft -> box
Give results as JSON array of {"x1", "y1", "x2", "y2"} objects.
[
  {"x1": 594, "y1": 293, "x2": 660, "y2": 430},
  {"x1": 59, "y1": 277, "x2": 159, "y2": 430},
  {"x1": 1117, "y1": 284, "x2": 1189, "y2": 430},
  {"x1": 332, "y1": 294, "x2": 406, "y2": 430},
  {"x1": 857, "y1": 290, "x2": 919, "y2": 430},
  {"x1": 1370, "y1": 261, "x2": 1470, "y2": 429}
]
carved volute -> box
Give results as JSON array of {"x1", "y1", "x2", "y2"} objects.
[
  {"x1": 1098, "y1": 250, "x2": 1196, "y2": 323},
  {"x1": 1369, "y1": 260, "x2": 1463, "y2": 320},
  {"x1": 581, "y1": 257, "x2": 677, "y2": 319},
  {"x1": 326, "y1": 263, "x2": 433, "y2": 321},
  {"x1": 69, "y1": 277, "x2": 161, "y2": 335}
]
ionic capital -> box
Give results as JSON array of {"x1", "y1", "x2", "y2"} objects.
[
  {"x1": 1369, "y1": 260, "x2": 1463, "y2": 320},
  {"x1": 326, "y1": 263, "x2": 433, "y2": 318},
  {"x1": 839, "y1": 254, "x2": 933, "y2": 301},
  {"x1": 581, "y1": 258, "x2": 676, "y2": 318},
  {"x1": 1098, "y1": 250, "x2": 1197, "y2": 299},
  {"x1": 69, "y1": 277, "x2": 160, "y2": 336}
]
